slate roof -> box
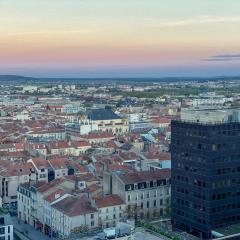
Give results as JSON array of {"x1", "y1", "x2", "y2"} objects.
[{"x1": 88, "y1": 109, "x2": 121, "y2": 121}]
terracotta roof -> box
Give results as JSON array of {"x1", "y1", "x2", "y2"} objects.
[
  {"x1": 107, "y1": 164, "x2": 136, "y2": 173},
  {"x1": 48, "y1": 141, "x2": 72, "y2": 149},
  {"x1": 118, "y1": 169, "x2": 171, "y2": 184},
  {"x1": 48, "y1": 158, "x2": 68, "y2": 170},
  {"x1": 30, "y1": 157, "x2": 50, "y2": 170},
  {"x1": 75, "y1": 173, "x2": 98, "y2": 182},
  {"x1": 72, "y1": 141, "x2": 91, "y2": 148},
  {"x1": 95, "y1": 195, "x2": 124, "y2": 208},
  {"x1": 37, "y1": 178, "x2": 70, "y2": 193},
  {"x1": 44, "y1": 189, "x2": 66, "y2": 203},
  {"x1": 86, "y1": 132, "x2": 114, "y2": 139},
  {"x1": 52, "y1": 196, "x2": 96, "y2": 217},
  {"x1": 143, "y1": 152, "x2": 171, "y2": 161},
  {"x1": 83, "y1": 183, "x2": 101, "y2": 193},
  {"x1": 66, "y1": 161, "x2": 88, "y2": 173},
  {"x1": 0, "y1": 161, "x2": 35, "y2": 177},
  {"x1": 152, "y1": 118, "x2": 171, "y2": 124}
]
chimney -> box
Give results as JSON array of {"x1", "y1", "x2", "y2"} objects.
[
  {"x1": 55, "y1": 193, "x2": 60, "y2": 200},
  {"x1": 90, "y1": 198, "x2": 96, "y2": 208}
]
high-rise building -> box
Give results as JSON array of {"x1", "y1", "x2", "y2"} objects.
[{"x1": 171, "y1": 107, "x2": 240, "y2": 239}]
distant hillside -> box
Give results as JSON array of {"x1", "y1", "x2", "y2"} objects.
[
  {"x1": 0, "y1": 75, "x2": 35, "y2": 81},
  {"x1": 0, "y1": 74, "x2": 239, "y2": 85}
]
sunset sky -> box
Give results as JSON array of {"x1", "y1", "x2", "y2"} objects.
[{"x1": 0, "y1": 0, "x2": 240, "y2": 77}]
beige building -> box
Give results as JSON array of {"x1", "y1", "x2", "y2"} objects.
[
  {"x1": 50, "y1": 196, "x2": 98, "y2": 237},
  {"x1": 110, "y1": 169, "x2": 171, "y2": 220},
  {"x1": 88, "y1": 109, "x2": 129, "y2": 134},
  {"x1": 17, "y1": 177, "x2": 127, "y2": 238},
  {"x1": 95, "y1": 195, "x2": 126, "y2": 229},
  {"x1": 17, "y1": 178, "x2": 76, "y2": 230},
  {"x1": 47, "y1": 140, "x2": 91, "y2": 156},
  {"x1": 0, "y1": 161, "x2": 37, "y2": 206}
]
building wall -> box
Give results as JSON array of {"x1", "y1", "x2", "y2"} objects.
[
  {"x1": 112, "y1": 174, "x2": 170, "y2": 220},
  {"x1": 0, "y1": 223, "x2": 13, "y2": 240},
  {"x1": 171, "y1": 120, "x2": 240, "y2": 239},
  {"x1": 92, "y1": 119, "x2": 129, "y2": 134},
  {"x1": 0, "y1": 175, "x2": 34, "y2": 206},
  {"x1": 98, "y1": 204, "x2": 125, "y2": 228}
]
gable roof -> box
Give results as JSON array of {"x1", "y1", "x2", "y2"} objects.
[
  {"x1": 51, "y1": 196, "x2": 96, "y2": 217},
  {"x1": 95, "y1": 195, "x2": 124, "y2": 208}
]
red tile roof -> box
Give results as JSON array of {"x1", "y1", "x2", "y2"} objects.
[
  {"x1": 44, "y1": 189, "x2": 66, "y2": 203},
  {"x1": 0, "y1": 161, "x2": 35, "y2": 177},
  {"x1": 86, "y1": 132, "x2": 114, "y2": 139},
  {"x1": 72, "y1": 141, "x2": 91, "y2": 148},
  {"x1": 30, "y1": 157, "x2": 50, "y2": 170},
  {"x1": 52, "y1": 196, "x2": 96, "y2": 217},
  {"x1": 95, "y1": 195, "x2": 124, "y2": 208},
  {"x1": 118, "y1": 169, "x2": 171, "y2": 184}
]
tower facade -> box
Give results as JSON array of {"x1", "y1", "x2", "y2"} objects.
[{"x1": 171, "y1": 113, "x2": 240, "y2": 239}]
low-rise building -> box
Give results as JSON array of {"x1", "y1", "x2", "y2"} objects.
[
  {"x1": 95, "y1": 195, "x2": 125, "y2": 229},
  {"x1": 50, "y1": 196, "x2": 98, "y2": 237}
]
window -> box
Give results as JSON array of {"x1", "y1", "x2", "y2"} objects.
[
  {"x1": 0, "y1": 227, "x2": 5, "y2": 234},
  {"x1": 91, "y1": 221, "x2": 94, "y2": 226},
  {"x1": 160, "y1": 208, "x2": 163, "y2": 216}
]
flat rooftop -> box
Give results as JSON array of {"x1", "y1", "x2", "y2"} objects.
[{"x1": 181, "y1": 107, "x2": 240, "y2": 124}]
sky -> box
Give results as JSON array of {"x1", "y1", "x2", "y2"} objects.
[{"x1": 0, "y1": 0, "x2": 240, "y2": 77}]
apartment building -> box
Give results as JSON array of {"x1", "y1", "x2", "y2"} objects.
[
  {"x1": 17, "y1": 178, "x2": 76, "y2": 229},
  {"x1": 17, "y1": 178, "x2": 128, "y2": 238},
  {"x1": 110, "y1": 169, "x2": 171, "y2": 220},
  {"x1": 95, "y1": 195, "x2": 125, "y2": 228},
  {"x1": 50, "y1": 196, "x2": 98, "y2": 237},
  {"x1": 0, "y1": 161, "x2": 37, "y2": 206},
  {"x1": 0, "y1": 213, "x2": 13, "y2": 240}
]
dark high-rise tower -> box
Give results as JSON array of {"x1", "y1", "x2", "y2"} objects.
[{"x1": 171, "y1": 108, "x2": 240, "y2": 239}]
